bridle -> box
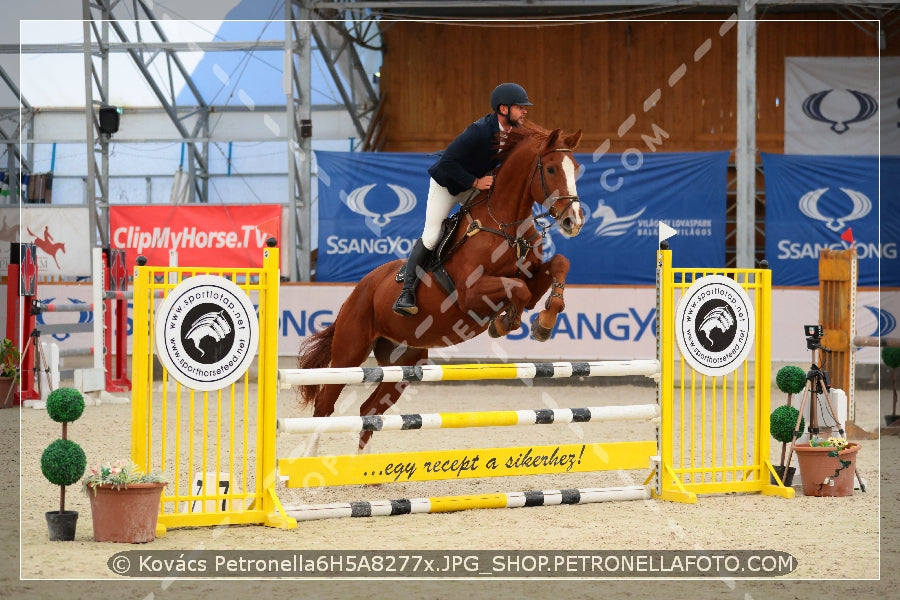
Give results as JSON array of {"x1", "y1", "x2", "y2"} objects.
[
  {"x1": 442, "y1": 141, "x2": 581, "y2": 263},
  {"x1": 486, "y1": 145, "x2": 580, "y2": 230},
  {"x1": 530, "y1": 147, "x2": 580, "y2": 223}
]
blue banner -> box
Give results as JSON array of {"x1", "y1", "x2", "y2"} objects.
[
  {"x1": 315, "y1": 151, "x2": 729, "y2": 284},
  {"x1": 762, "y1": 154, "x2": 899, "y2": 286}
]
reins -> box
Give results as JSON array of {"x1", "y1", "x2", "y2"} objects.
[{"x1": 437, "y1": 139, "x2": 580, "y2": 265}]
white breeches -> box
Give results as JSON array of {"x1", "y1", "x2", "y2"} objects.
[{"x1": 421, "y1": 178, "x2": 474, "y2": 250}]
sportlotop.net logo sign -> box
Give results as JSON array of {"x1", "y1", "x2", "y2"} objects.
[{"x1": 110, "y1": 205, "x2": 281, "y2": 268}]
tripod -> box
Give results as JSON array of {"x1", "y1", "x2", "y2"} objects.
[
  {"x1": 2, "y1": 329, "x2": 55, "y2": 408},
  {"x1": 783, "y1": 340, "x2": 866, "y2": 492}
]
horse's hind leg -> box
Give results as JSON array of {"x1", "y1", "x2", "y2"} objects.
[
  {"x1": 300, "y1": 382, "x2": 347, "y2": 456},
  {"x1": 356, "y1": 339, "x2": 428, "y2": 452}
]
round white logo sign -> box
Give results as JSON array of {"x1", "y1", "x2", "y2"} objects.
[
  {"x1": 155, "y1": 275, "x2": 259, "y2": 391},
  {"x1": 674, "y1": 275, "x2": 755, "y2": 377}
]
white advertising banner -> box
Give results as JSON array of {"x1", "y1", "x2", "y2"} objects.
[
  {"x1": 0, "y1": 206, "x2": 92, "y2": 276},
  {"x1": 784, "y1": 57, "x2": 899, "y2": 155},
  {"x1": 278, "y1": 285, "x2": 660, "y2": 362},
  {"x1": 1, "y1": 283, "x2": 891, "y2": 366}
]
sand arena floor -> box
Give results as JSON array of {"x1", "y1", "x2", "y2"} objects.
[{"x1": 2, "y1": 377, "x2": 898, "y2": 599}]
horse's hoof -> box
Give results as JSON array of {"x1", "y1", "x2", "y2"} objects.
[
  {"x1": 488, "y1": 320, "x2": 502, "y2": 338},
  {"x1": 531, "y1": 321, "x2": 552, "y2": 342}
]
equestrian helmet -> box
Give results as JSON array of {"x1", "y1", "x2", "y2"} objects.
[{"x1": 490, "y1": 83, "x2": 533, "y2": 111}]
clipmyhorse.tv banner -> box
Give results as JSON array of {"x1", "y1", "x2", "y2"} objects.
[
  {"x1": 110, "y1": 205, "x2": 281, "y2": 268},
  {"x1": 315, "y1": 151, "x2": 728, "y2": 284}
]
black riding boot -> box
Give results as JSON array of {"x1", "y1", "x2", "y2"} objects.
[{"x1": 393, "y1": 239, "x2": 430, "y2": 316}]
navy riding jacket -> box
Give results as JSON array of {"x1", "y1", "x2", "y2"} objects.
[{"x1": 427, "y1": 113, "x2": 501, "y2": 196}]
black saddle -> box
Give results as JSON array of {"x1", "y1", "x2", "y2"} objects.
[{"x1": 394, "y1": 211, "x2": 465, "y2": 296}]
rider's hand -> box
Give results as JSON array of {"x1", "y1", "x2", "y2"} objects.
[{"x1": 473, "y1": 175, "x2": 493, "y2": 190}]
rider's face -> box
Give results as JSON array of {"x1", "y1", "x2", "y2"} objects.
[{"x1": 501, "y1": 104, "x2": 528, "y2": 128}]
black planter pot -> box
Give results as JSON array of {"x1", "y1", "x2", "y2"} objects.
[
  {"x1": 885, "y1": 415, "x2": 900, "y2": 427},
  {"x1": 770, "y1": 465, "x2": 796, "y2": 487},
  {"x1": 46, "y1": 510, "x2": 78, "y2": 541}
]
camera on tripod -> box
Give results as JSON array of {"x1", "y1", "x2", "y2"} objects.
[
  {"x1": 802, "y1": 324, "x2": 830, "y2": 393},
  {"x1": 804, "y1": 324, "x2": 825, "y2": 351}
]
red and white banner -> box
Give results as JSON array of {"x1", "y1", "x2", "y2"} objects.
[{"x1": 110, "y1": 205, "x2": 282, "y2": 268}]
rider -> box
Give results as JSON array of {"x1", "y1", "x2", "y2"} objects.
[{"x1": 393, "y1": 82, "x2": 533, "y2": 316}]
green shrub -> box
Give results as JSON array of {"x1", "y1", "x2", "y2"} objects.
[
  {"x1": 41, "y1": 439, "x2": 87, "y2": 487},
  {"x1": 46, "y1": 388, "x2": 85, "y2": 424},
  {"x1": 42, "y1": 387, "x2": 87, "y2": 514},
  {"x1": 770, "y1": 405, "x2": 805, "y2": 444},
  {"x1": 775, "y1": 365, "x2": 806, "y2": 395},
  {"x1": 883, "y1": 347, "x2": 900, "y2": 369}
]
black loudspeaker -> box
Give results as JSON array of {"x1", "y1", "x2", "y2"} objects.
[{"x1": 98, "y1": 106, "x2": 120, "y2": 135}]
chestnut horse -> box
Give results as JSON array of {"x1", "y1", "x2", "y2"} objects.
[{"x1": 298, "y1": 123, "x2": 584, "y2": 452}]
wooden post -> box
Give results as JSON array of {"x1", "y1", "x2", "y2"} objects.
[
  {"x1": 818, "y1": 248, "x2": 875, "y2": 438},
  {"x1": 818, "y1": 248, "x2": 855, "y2": 395}
]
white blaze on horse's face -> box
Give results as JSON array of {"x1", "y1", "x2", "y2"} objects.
[{"x1": 557, "y1": 154, "x2": 584, "y2": 238}]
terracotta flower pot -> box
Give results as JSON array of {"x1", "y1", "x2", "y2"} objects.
[
  {"x1": 0, "y1": 376, "x2": 16, "y2": 408},
  {"x1": 87, "y1": 482, "x2": 166, "y2": 543},
  {"x1": 793, "y1": 443, "x2": 860, "y2": 497}
]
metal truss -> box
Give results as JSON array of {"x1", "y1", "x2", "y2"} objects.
[
  {"x1": 2, "y1": 1, "x2": 897, "y2": 277},
  {"x1": 81, "y1": 0, "x2": 213, "y2": 245},
  {"x1": 0, "y1": 64, "x2": 31, "y2": 199}
]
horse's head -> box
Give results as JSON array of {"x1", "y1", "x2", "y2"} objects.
[{"x1": 532, "y1": 129, "x2": 584, "y2": 238}]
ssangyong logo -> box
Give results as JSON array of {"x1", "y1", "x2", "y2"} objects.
[
  {"x1": 864, "y1": 305, "x2": 897, "y2": 338},
  {"x1": 343, "y1": 184, "x2": 417, "y2": 227},
  {"x1": 798, "y1": 187, "x2": 872, "y2": 232},
  {"x1": 802, "y1": 89, "x2": 878, "y2": 134},
  {"x1": 155, "y1": 275, "x2": 259, "y2": 391},
  {"x1": 675, "y1": 275, "x2": 755, "y2": 377}
]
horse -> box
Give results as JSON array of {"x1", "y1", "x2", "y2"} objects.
[
  {"x1": 27, "y1": 226, "x2": 66, "y2": 270},
  {"x1": 298, "y1": 123, "x2": 585, "y2": 453}
]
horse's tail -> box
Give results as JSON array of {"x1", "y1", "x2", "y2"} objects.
[{"x1": 296, "y1": 324, "x2": 335, "y2": 409}]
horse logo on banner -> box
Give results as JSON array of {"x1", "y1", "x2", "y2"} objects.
[
  {"x1": 590, "y1": 200, "x2": 646, "y2": 237},
  {"x1": 798, "y1": 187, "x2": 872, "y2": 232}
]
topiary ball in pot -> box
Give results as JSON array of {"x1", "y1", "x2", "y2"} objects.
[
  {"x1": 776, "y1": 365, "x2": 807, "y2": 395},
  {"x1": 883, "y1": 347, "x2": 900, "y2": 369},
  {"x1": 770, "y1": 404, "x2": 805, "y2": 444},
  {"x1": 42, "y1": 387, "x2": 87, "y2": 540},
  {"x1": 46, "y1": 387, "x2": 85, "y2": 423},
  {"x1": 41, "y1": 438, "x2": 87, "y2": 488}
]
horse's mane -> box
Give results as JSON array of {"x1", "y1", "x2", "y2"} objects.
[{"x1": 494, "y1": 121, "x2": 551, "y2": 164}]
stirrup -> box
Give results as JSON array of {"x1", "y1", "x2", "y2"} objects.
[{"x1": 393, "y1": 291, "x2": 419, "y2": 316}]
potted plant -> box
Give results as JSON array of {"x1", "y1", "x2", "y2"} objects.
[
  {"x1": 793, "y1": 436, "x2": 861, "y2": 497},
  {"x1": 771, "y1": 405, "x2": 804, "y2": 486},
  {"x1": 883, "y1": 347, "x2": 900, "y2": 427},
  {"x1": 770, "y1": 365, "x2": 806, "y2": 486},
  {"x1": 40, "y1": 387, "x2": 87, "y2": 541},
  {"x1": 0, "y1": 338, "x2": 20, "y2": 407},
  {"x1": 83, "y1": 459, "x2": 167, "y2": 543}
]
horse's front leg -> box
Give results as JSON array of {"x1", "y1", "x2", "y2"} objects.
[
  {"x1": 525, "y1": 254, "x2": 571, "y2": 342},
  {"x1": 462, "y1": 275, "x2": 531, "y2": 337},
  {"x1": 489, "y1": 302, "x2": 521, "y2": 339}
]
